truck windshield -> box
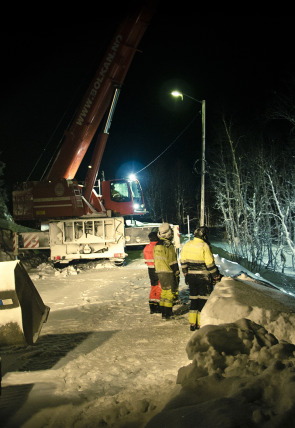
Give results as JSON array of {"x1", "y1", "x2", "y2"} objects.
[
  {"x1": 109, "y1": 179, "x2": 145, "y2": 213},
  {"x1": 110, "y1": 181, "x2": 131, "y2": 202},
  {"x1": 130, "y1": 180, "x2": 143, "y2": 204},
  {"x1": 129, "y1": 180, "x2": 145, "y2": 212}
]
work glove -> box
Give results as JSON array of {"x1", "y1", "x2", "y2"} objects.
[{"x1": 172, "y1": 291, "x2": 180, "y2": 305}]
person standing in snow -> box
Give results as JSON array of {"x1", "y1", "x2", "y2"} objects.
[
  {"x1": 180, "y1": 226, "x2": 221, "y2": 331},
  {"x1": 143, "y1": 231, "x2": 162, "y2": 314},
  {"x1": 153, "y1": 223, "x2": 180, "y2": 320}
]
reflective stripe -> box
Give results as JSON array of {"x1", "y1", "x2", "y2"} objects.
[
  {"x1": 188, "y1": 269, "x2": 209, "y2": 274},
  {"x1": 189, "y1": 295, "x2": 209, "y2": 300},
  {"x1": 160, "y1": 289, "x2": 174, "y2": 308},
  {"x1": 34, "y1": 196, "x2": 71, "y2": 202},
  {"x1": 0, "y1": 299, "x2": 13, "y2": 306},
  {"x1": 23, "y1": 234, "x2": 39, "y2": 249},
  {"x1": 34, "y1": 204, "x2": 72, "y2": 208}
]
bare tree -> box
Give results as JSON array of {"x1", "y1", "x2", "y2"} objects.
[
  {"x1": 210, "y1": 117, "x2": 295, "y2": 272},
  {"x1": 265, "y1": 166, "x2": 295, "y2": 262}
]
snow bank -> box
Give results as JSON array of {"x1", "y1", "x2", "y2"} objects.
[
  {"x1": 147, "y1": 318, "x2": 295, "y2": 428},
  {"x1": 147, "y1": 275, "x2": 295, "y2": 428},
  {"x1": 201, "y1": 275, "x2": 295, "y2": 344}
]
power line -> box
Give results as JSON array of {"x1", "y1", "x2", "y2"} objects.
[{"x1": 135, "y1": 114, "x2": 197, "y2": 174}]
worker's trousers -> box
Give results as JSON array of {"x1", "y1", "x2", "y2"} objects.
[
  {"x1": 186, "y1": 273, "x2": 213, "y2": 325},
  {"x1": 157, "y1": 272, "x2": 178, "y2": 318},
  {"x1": 147, "y1": 267, "x2": 162, "y2": 313}
]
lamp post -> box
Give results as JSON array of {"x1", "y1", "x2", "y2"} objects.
[{"x1": 171, "y1": 91, "x2": 206, "y2": 226}]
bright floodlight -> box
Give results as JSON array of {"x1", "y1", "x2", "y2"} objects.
[
  {"x1": 171, "y1": 90, "x2": 183, "y2": 100},
  {"x1": 129, "y1": 173, "x2": 137, "y2": 181}
]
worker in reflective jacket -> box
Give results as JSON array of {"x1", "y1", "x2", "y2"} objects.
[
  {"x1": 153, "y1": 223, "x2": 180, "y2": 320},
  {"x1": 143, "y1": 231, "x2": 162, "y2": 314},
  {"x1": 180, "y1": 226, "x2": 221, "y2": 331}
]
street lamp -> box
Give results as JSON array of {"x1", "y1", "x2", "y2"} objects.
[{"x1": 171, "y1": 90, "x2": 206, "y2": 226}]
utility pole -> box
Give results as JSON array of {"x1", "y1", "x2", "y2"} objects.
[
  {"x1": 171, "y1": 91, "x2": 206, "y2": 226},
  {"x1": 200, "y1": 99, "x2": 206, "y2": 227}
]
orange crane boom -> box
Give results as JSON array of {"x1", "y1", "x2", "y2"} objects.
[
  {"x1": 13, "y1": 2, "x2": 154, "y2": 222},
  {"x1": 46, "y1": 4, "x2": 154, "y2": 181}
]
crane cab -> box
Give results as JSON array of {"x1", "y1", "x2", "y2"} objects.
[{"x1": 101, "y1": 178, "x2": 146, "y2": 216}]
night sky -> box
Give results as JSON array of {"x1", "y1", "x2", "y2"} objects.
[{"x1": 1, "y1": 10, "x2": 295, "y2": 190}]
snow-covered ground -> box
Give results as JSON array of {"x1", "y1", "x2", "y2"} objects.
[{"x1": 1, "y1": 245, "x2": 295, "y2": 428}]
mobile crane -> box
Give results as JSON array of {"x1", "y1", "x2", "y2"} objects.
[{"x1": 12, "y1": 3, "x2": 180, "y2": 264}]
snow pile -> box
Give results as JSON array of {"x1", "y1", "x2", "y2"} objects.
[
  {"x1": 147, "y1": 318, "x2": 295, "y2": 428},
  {"x1": 147, "y1": 270, "x2": 295, "y2": 428}
]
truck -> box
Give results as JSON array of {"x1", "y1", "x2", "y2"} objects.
[{"x1": 12, "y1": 3, "x2": 180, "y2": 264}]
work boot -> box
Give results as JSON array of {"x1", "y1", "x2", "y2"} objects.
[
  {"x1": 189, "y1": 310, "x2": 201, "y2": 330},
  {"x1": 190, "y1": 324, "x2": 195, "y2": 331},
  {"x1": 190, "y1": 323, "x2": 200, "y2": 331}
]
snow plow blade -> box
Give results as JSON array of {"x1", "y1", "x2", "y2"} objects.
[{"x1": 0, "y1": 260, "x2": 50, "y2": 346}]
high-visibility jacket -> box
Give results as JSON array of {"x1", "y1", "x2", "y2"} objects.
[
  {"x1": 153, "y1": 238, "x2": 179, "y2": 277},
  {"x1": 144, "y1": 241, "x2": 160, "y2": 287},
  {"x1": 143, "y1": 241, "x2": 157, "y2": 267},
  {"x1": 180, "y1": 237, "x2": 219, "y2": 279}
]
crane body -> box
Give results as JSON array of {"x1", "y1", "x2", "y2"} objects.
[{"x1": 11, "y1": 3, "x2": 179, "y2": 265}]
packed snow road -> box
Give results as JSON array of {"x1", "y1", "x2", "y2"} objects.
[
  {"x1": 1, "y1": 255, "x2": 192, "y2": 428},
  {"x1": 3, "y1": 248, "x2": 295, "y2": 428}
]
